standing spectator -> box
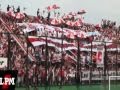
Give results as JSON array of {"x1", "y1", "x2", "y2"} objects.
[
  {"x1": 37, "y1": 8, "x2": 40, "y2": 17},
  {"x1": 47, "y1": 11, "x2": 51, "y2": 22},
  {"x1": 7, "y1": 5, "x2": 10, "y2": 11},
  {"x1": 16, "y1": 6, "x2": 20, "y2": 13}
]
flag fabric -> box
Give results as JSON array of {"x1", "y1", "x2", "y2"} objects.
[
  {"x1": 73, "y1": 20, "x2": 82, "y2": 27},
  {"x1": 69, "y1": 12, "x2": 77, "y2": 16},
  {"x1": 50, "y1": 18, "x2": 65, "y2": 25},
  {"x1": 15, "y1": 12, "x2": 25, "y2": 19},
  {"x1": 18, "y1": 23, "x2": 87, "y2": 39},
  {"x1": 7, "y1": 11, "x2": 25, "y2": 19},
  {"x1": 66, "y1": 21, "x2": 74, "y2": 26},
  {"x1": 46, "y1": 4, "x2": 60, "y2": 11},
  {"x1": 63, "y1": 15, "x2": 72, "y2": 19},
  {"x1": 78, "y1": 9, "x2": 86, "y2": 14},
  {"x1": 52, "y1": 4, "x2": 60, "y2": 9},
  {"x1": 7, "y1": 11, "x2": 15, "y2": 17},
  {"x1": 58, "y1": 18, "x2": 65, "y2": 24},
  {"x1": 28, "y1": 36, "x2": 77, "y2": 51},
  {"x1": 51, "y1": 18, "x2": 59, "y2": 25},
  {"x1": 96, "y1": 47, "x2": 104, "y2": 67},
  {"x1": 46, "y1": 6, "x2": 53, "y2": 11}
]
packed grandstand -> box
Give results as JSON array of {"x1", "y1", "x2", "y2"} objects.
[{"x1": 0, "y1": 4, "x2": 120, "y2": 87}]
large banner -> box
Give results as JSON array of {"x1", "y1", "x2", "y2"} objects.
[
  {"x1": 18, "y1": 23, "x2": 87, "y2": 39},
  {"x1": 81, "y1": 71, "x2": 120, "y2": 81},
  {"x1": 96, "y1": 45, "x2": 104, "y2": 67},
  {"x1": 0, "y1": 58, "x2": 7, "y2": 68}
]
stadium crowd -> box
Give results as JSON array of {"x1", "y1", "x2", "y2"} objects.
[{"x1": 0, "y1": 5, "x2": 120, "y2": 87}]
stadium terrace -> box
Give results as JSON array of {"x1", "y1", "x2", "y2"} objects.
[{"x1": 0, "y1": 4, "x2": 120, "y2": 90}]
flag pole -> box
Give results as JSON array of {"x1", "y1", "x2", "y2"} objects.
[
  {"x1": 26, "y1": 33, "x2": 30, "y2": 90},
  {"x1": 89, "y1": 41, "x2": 93, "y2": 84},
  {"x1": 7, "y1": 32, "x2": 11, "y2": 70},
  {"x1": 45, "y1": 34, "x2": 48, "y2": 90},
  {"x1": 103, "y1": 41, "x2": 107, "y2": 90},
  {"x1": 115, "y1": 29, "x2": 118, "y2": 77},
  {"x1": 115, "y1": 43, "x2": 118, "y2": 84},
  {"x1": 60, "y1": 26, "x2": 64, "y2": 90},
  {"x1": 76, "y1": 37, "x2": 80, "y2": 90}
]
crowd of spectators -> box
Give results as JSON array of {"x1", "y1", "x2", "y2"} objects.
[{"x1": 0, "y1": 5, "x2": 120, "y2": 87}]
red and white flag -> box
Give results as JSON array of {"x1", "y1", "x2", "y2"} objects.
[
  {"x1": 52, "y1": 4, "x2": 60, "y2": 9},
  {"x1": 63, "y1": 15, "x2": 72, "y2": 19},
  {"x1": 96, "y1": 49, "x2": 104, "y2": 67},
  {"x1": 76, "y1": 30, "x2": 87, "y2": 38},
  {"x1": 69, "y1": 12, "x2": 77, "y2": 16},
  {"x1": 51, "y1": 18, "x2": 65, "y2": 25},
  {"x1": 66, "y1": 21, "x2": 74, "y2": 26},
  {"x1": 46, "y1": 6, "x2": 53, "y2": 11},
  {"x1": 73, "y1": 20, "x2": 81, "y2": 27},
  {"x1": 7, "y1": 11, "x2": 15, "y2": 17},
  {"x1": 58, "y1": 18, "x2": 65, "y2": 24},
  {"x1": 28, "y1": 36, "x2": 77, "y2": 51},
  {"x1": 51, "y1": 18, "x2": 59, "y2": 25},
  {"x1": 15, "y1": 12, "x2": 25, "y2": 19}
]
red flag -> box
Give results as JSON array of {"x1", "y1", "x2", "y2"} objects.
[
  {"x1": 52, "y1": 4, "x2": 60, "y2": 9},
  {"x1": 46, "y1": 6, "x2": 53, "y2": 11}
]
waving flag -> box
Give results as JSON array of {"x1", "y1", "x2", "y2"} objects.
[
  {"x1": 66, "y1": 21, "x2": 74, "y2": 26},
  {"x1": 73, "y1": 20, "x2": 82, "y2": 27},
  {"x1": 7, "y1": 11, "x2": 25, "y2": 19},
  {"x1": 46, "y1": 6, "x2": 53, "y2": 11},
  {"x1": 52, "y1": 4, "x2": 60, "y2": 9},
  {"x1": 51, "y1": 18, "x2": 59, "y2": 25},
  {"x1": 78, "y1": 9, "x2": 86, "y2": 14},
  {"x1": 15, "y1": 12, "x2": 25, "y2": 19},
  {"x1": 7, "y1": 11, "x2": 15, "y2": 17},
  {"x1": 28, "y1": 36, "x2": 77, "y2": 51},
  {"x1": 63, "y1": 15, "x2": 72, "y2": 19},
  {"x1": 46, "y1": 4, "x2": 60, "y2": 11}
]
